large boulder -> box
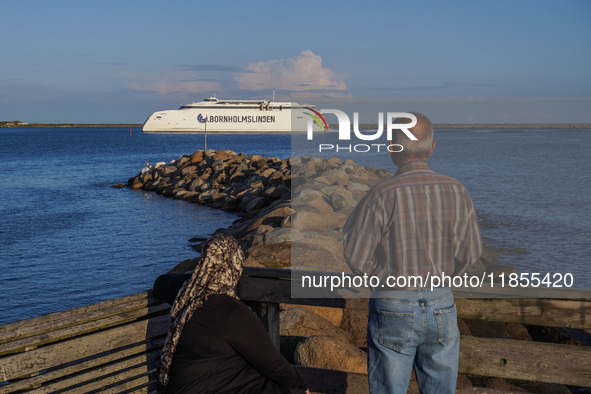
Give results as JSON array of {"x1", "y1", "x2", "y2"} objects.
[
  {"x1": 291, "y1": 211, "x2": 348, "y2": 232},
  {"x1": 294, "y1": 335, "x2": 367, "y2": 374},
  {"x1": 281, "y1": 304, "x2": 343, "y2": 327},
  {"x1": 340, "y1": 306, "x2": 369, "y2": 348},
  {"x1": 245, "y1": 243, "x2": 291, "y2": 268},
  {"x1": 190, "y1": 150, "x2": 203, "y2": 163},
  {"x1": 243, "y1": 205, "x2": 293, "y2": 234},
  {"x1": 262, "y1": 228, "x2": 303, "y2": 245},
  {"x1": 280, "y1": 307, "x2": 349, "y2": 341},
  {"x1": 291, "y1": 237, "x2": 348, "y2": 272},
  {"x1": 306, "y1": 198, "x2": 335, "y2": 213},
  {"x1": 281, "y1": 307, "x2": 351, "y2": 363}
]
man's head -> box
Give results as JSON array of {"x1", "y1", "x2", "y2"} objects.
[{"x1": 389, "y1": 112, "x2": 435, "y2": 167}]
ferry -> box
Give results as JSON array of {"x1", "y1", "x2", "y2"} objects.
[{"x1": 142, "y1": 97, "x2": 323, "y2": 133}]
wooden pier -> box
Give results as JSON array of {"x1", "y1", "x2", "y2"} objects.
[{"x1": 1, "y1": 267, "x2": 590, "y2": 393}]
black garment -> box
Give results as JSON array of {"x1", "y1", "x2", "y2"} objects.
[{"x1": 153, "y1": 274, "x2": 307, "y2": 394}]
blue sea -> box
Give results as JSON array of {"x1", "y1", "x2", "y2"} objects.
[{"x1": 1, "y1": 128, "x2": 590, "y2": 324}]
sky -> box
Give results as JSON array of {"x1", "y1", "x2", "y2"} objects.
[{"x1": 1, "y1": 0, "x2": 590, "y2": 124}]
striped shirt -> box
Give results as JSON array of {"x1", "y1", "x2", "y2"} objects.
[{"x1": 343, "y1": 160, "x2": 482, "y2": 282}]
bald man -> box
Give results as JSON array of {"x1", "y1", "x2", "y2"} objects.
[{"x1": 343, "y1": 113, "x2": 482, "y2": 394}]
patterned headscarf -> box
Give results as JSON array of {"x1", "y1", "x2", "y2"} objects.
[{"x1": 159, "y1": 234, "x2": 245, "y2": 387}]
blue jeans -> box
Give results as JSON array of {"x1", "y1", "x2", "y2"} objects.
[{"x1": 367, "y1": 287, "x2": 459, "y2": 394}]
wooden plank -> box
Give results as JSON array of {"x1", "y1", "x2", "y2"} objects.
[
  {"x1": 0, "y1": 297, "x2": 167, "y2": 346},
  {"x1": 239, "y1": 275, "x2": 591, "y2": 329},
  {"x1": 455, "y1": 298, "x2": 591, "y2": 329},
  {"x1": 0, "y1": 303, "x2": 169, "y2": 356},
  {"x1": 250, "y1": 267, "x2": 591, "y2": 299},
  {"x1": 0, "y1": 292, "x2": 151, "y2": 335},
  {"x1": 26, "y1": 349, "x2": 160, "y2": 393},
  {"x1": 90, "y1": 371, "x2": 156, "y2": 394},
  {"x1": 459, "y1": 335, "x2": 591, "y2": 387},
  {"x1": 1, "y1": 338, "x2": 165, "y2": 393},
  {"x1": 237, "y1": 276, "x2": 369, "y2": 309},
  {"x1": 453, "y1": 286, "x2": 591, "y2": 299},
  {"x1": 237, "y1": 276, "x2": 293, "y2": 303},
  {"x1": 242, "y1": 266, "x2": 292, "y2": 279},
  {"x1": 0, "y1": 314, "x2": 170, "y2": 382}
]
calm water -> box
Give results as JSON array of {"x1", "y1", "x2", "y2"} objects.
[
  {"x1": 0, "y1": 128, "x2": 290, "y2": 324},
  {"x1": 293, "y1": 129, "x2": 591, "y2": 291},
  {"x1": 1, "y1": 128, "x2": 590, "y2": 324}
]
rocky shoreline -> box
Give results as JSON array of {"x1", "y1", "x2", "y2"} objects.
[{"x1": 126, "y1": 149, "x2": 582, "y2": 393}]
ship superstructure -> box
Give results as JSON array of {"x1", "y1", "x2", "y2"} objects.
[{"x1": 142, "y1": 97, "x2": 318, "y2": 133}]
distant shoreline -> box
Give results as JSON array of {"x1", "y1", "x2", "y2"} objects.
[
  {"x1": 435, "y1": 123, "x2": 591, "y2": 129},
  {"x1": 369, "y1": 123, "x2": 591, "y2": 130},
  {"x1": 1, "y1": 122, "x2": 589, "y2": 130},
  {"x1": 0, "y1": 122, "x2": 143, "y2": 128}
]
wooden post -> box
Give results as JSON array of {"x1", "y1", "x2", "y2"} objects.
[{"x1": 247, "y1": 301, "x2": 280, "y2": 352}]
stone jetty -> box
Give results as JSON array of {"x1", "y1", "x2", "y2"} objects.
[
  {"x1": 127, "y1": 149, "x2": 290, "y2": 215},
  {"x1": 127, "y1": 149, "x2": 566, "y2": 392}
]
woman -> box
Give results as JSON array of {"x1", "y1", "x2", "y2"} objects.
[{"x1": 154, "y1": 233, "x2": 309, "y2": 394}]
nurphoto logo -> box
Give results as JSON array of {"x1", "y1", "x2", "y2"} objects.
[{"x1": 305, "y1": 109, "x2": 418, "y2": 153}]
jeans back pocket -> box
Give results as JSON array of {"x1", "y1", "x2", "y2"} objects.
[
  {"x1": 377, "y1": 310, "x2": 415, "y2": 351},
  {"x1": 433, "y1": 304, "x2": 459, "y2": 345}
]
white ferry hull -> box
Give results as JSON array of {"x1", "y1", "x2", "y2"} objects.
[{"x1": 142, "y1": 98, "x2": 319, "y2": 133}]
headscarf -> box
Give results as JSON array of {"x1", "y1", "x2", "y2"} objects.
[{"x1": 159, "y1": 233, "x2": 245, "y2": 387}]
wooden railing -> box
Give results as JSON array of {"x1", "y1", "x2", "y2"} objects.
[{"x1": 1, "y1": 267, "x2": 590, "y2": 393}]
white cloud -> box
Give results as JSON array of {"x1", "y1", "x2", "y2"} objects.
[
  {"x1": 125, "y1": 72, "x2": 219, "y2": 96},
  {"x1": 121, "y1": 51, "x2": 347, "y2": 98},
  {"x1": 235, "y1": 50, "x2": 347, "y2": 92}
]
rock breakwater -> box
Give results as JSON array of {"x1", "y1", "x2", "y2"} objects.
[
  {"x1": 127, "y1": 149, "x2": 291, "y2": 217},
  {"x1": 127, "y1": 149, "x2": 517, "y2": 274}
]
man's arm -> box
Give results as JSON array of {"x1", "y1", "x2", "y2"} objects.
[
  {"x1": 343, "y1": 192, "x2": 384, "y2": 276},
  {"x1": 453, "y1": 189, "x2": 483, "y2": 275}
]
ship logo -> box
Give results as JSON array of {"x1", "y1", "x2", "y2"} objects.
[
  {"x1": 303, "y1": 107, "x2": 329, "y2": 132},
  {"x1": 197, "y1": 114, "x2": 207, "y2": 123}
]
